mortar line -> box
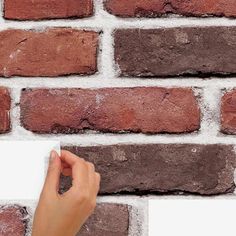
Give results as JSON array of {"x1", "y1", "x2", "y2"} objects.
[
  {"x1": 1, "y1": 78, "x2": 236, "y2": 88},
  {"x1": 1, "y1": 17, "x2": 236, "y2": 29}
]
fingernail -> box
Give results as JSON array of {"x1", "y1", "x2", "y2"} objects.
[{"x1": 50, "y1": 150, "x2": 57, "y2": 163}]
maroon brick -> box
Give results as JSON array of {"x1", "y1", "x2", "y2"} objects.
[
  {"x1": 0, "y1": 28, "x2": 99, "y2": 77},
  {"x1": 0, "y1": 205, "x2": 27, "y2": 236},
  {"x1": 4, "y1": 0, "x2": 94, "y2": 20},
  {"x1": 61, "y1": 144, "x2": 236, "y2": 195},
  {"x1": 20, "y1": 87, "x2": 200, "y2": 134},
  {"x1": 221, "y1": 90, "x2": 236, "y2": 134},
  {"x1": 78, "y1": 204, "x2": 129, "y2": 236},
  {"x1": 115, "y1": 27, "x2": 236, "y2": 77},
  {"x1": 105, "y1": 0, "x2": 236, "y2": 18},
  {"x1": 0, "y1": 87, "x2": 11, "y2": 133}
]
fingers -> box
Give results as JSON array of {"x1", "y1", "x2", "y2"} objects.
[
  {"x1": 61, "y1": 161, "x2": 72, "y2": 176},
  {"x1": 60, "y1": 150, "x2": 90, "y2": 191},
  {"x1": 43, "y1": 150, "x2": 61, "y2": 195},
  {"x1": 88, "y1": 163, "x2": 100, "y2": 198},
  {"x1": 94, "y1": 172, "x2": 101, "y2": 195},
  {"x1": 60, "y1": 150, "x2": 101, "y2": 198},
  {"x1": 60, "y1": 150, "x2": 80, "y2": 166}
]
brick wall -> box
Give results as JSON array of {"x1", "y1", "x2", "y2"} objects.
[{"x1": 1, "y1": 0, "x2": 236, "y2": 235}]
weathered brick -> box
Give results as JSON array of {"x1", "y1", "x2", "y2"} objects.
[
  {"x1": 61, "y1": 144, "x2": 236, "y2": 195},
  {"x1": 0, "y1": 87, "x2": 11, "y2": 133},
  {"x1": 4, "y1": 0, "x2": 94, "y2": 20},
  {"x1": 20, "y1": 87, "x2": 200, "y2": 134},
  {"x1": 115, "y1": 27, "x2": 236, "y2": 77},
  {"x1": 78, "y1": 204, "x2": 129, "y2": 236},
  {"x1": 221, "y1": 90, "x2": 236, "y2": 134},
  {"x1": 0, "y1": 205, "x2": 27, "y2": 236},
  {"x1": 0, "y1": 28, "x2": 98, "y2": 77},
  {"x1": 105, "y1": 0, "x2": 236, "y2": 18}
]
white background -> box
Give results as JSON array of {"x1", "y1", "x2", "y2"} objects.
[
  {"x1": 149, "y1": 199, "x2": 236, "y2": 236},
  {"x1": 0, "y1": 141, "x2": 60, "y2": 200}
]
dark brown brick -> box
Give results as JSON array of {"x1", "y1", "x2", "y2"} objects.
[
  {"x1": 78, "y1": 204, "x2": 129, "y2": 236},
  {"x1": 61, "y1": 144, "x2": 236, "y2": 195},
  {"x1": 0, "y1": 87, "x2": 11, "y2": 133},
  {"x1": 4, "y1": 0, "x2": 94, "y2": 20},
  {"x1": 0, "y1": 28, "x2": 98, "y2": 77},
  {"x1": 115, "y1": 27, "x2": 236, "y2": 77},
  {"x1": 105, "y1": 0, "x2": 236, "y2": 18},
  {"x1": 221, "y1": 90, "x2": 236, "y2": 134},
  {"x1": 0, "y1": 205, "x2": 28, "y2": 236},
  {"x1": 20, "y1": 87, "x2": 200, "y2": 134}
]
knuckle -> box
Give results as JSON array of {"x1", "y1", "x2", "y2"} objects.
[
  {"x1": 61, "y1": 150, "x2": 72, "y2": 157},
  {"x1": 77, "y1": 158, "x2": 86, "y2": 166},
  {"x1": 88, "y1": 162, "x2": 95, "y2": 171},
  {"x1": 95, "y1": 172, "x2": 101, "y2": 181}
]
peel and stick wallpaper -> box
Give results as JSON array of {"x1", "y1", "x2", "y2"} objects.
[{"x1": 1, "y1": 0, "x2": 236, "y2": 235}]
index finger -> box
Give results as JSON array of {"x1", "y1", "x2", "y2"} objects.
[
  {"x1": 60, "y1": 150, "x2": 89, "y2": 189},
  {"x1": 60, "y1": 150, "x2": 84, "y2": 166}
]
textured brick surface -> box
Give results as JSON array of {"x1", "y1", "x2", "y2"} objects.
[
  {"x1": 0, "y1": 28, "x2": 98, "y2": 77},
  {"x1": 78, "y1": 204, "x2": 129, "y2": 236},
  {"x1": 0, "y1": 87, "x2": 11, "y2": 133},
  {"x1": 61, "y1": 144, "x2": 236, "y2": 195},
  {"x1": 105, "y1": 0, "x2": 236, "y2": 18},
  {"x1": 4, "y1": 0, "x2": 94, "y2": 20},
  {"x1": 221, "y1": 90, "x2": 236, "y2": 134},
  {"x1": 115, "y1": 27, "x2": 236, "y2": 77},
  {"x1": 20, "y1": 87, "x2": 200, "y2": 134},
  {"x1": 0, "y1": 206, "x2": 27, "y2": 236}
]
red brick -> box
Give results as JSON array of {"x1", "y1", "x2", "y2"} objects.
[
  {"x1": 105, "y1": 0, "x2": 236, "y2": 17},
  {"x1": 0, "y1": 206, "x2": 27, "y2": 236},
  {"x1": 4, "y1": 0, "x2": 94, "y2": 20},
  {"x1": 61, "y1": 144, "x2": 236, "y2": 195},
  {"x1": 221, "y1": 90, "x2": 236, "y2": 134},
  {"x1": 78, "y1": 204, "x2": 129, "y2": 236},
  {"x1": 115, "y1": 27, "x2": 236, "y2": 77},
  {"x1": 20, "y1": 87, "x2": 200, "y2": 134},
  {"x1": 0, "y1": 87, "x2": 11, "y2": 133},
  {"x1": 0, "y1": 28, "x2": 99, "y2": 77}
]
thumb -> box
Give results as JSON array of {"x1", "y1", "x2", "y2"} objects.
[{"x1": 43, "y1": 150, "x2": 61, "y2": 194}]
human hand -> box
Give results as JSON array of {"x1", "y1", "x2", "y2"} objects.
[{"x1": 32, "y1": 150, "x2": 101, "y2": 236}]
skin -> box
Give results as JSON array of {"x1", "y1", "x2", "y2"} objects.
[{"x1": 32, "y1": 150, "x2": 101, "y2": 236}]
